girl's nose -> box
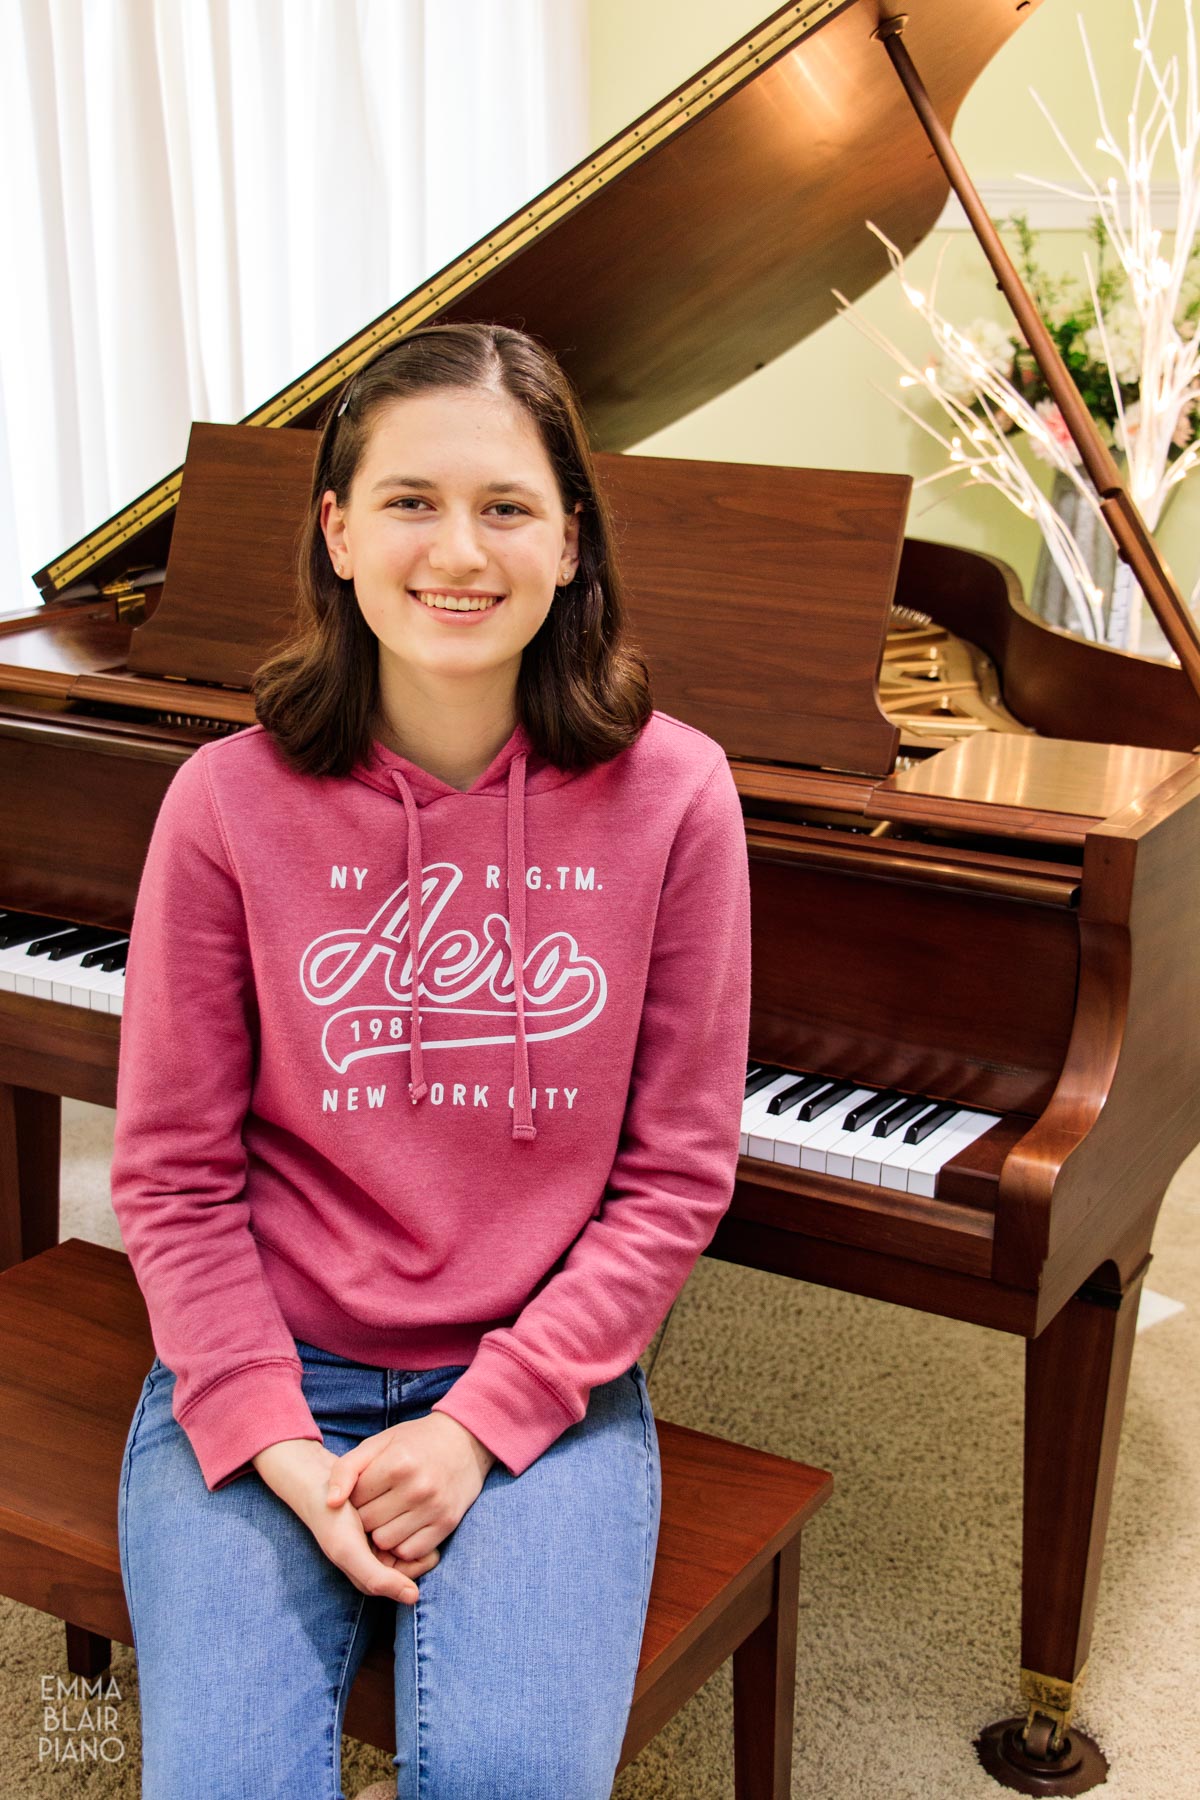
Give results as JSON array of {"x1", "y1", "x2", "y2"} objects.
[{"x1": 429, "y1": 512, "x2": 487, "y2": 573}]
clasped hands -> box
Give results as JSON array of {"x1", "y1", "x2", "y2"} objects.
[{"x1": 254, "y1": 1413, "x2": 496, "y2": 1606}]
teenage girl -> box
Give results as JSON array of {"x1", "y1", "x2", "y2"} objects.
[{"x1": 112, "y1": 320, "x2": 752, "y2": 1800}]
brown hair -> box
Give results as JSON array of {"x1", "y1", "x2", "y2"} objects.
[{"x1": 252, "y1": 321, "x2": 653, "y2": 777}]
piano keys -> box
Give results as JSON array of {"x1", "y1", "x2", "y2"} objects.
[
  {"x1": 0, "y1": 912, "x2": 127, "y2": 1013},
  {"x1": 741, "y1": 1062, "x2": 1001, "y2": 1196}
]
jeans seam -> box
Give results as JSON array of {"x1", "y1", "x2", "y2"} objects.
[
  {"x1": 329, "y1": 1589, "x2": 371, "y2": 1800},
  {"x1": 634, "y1": 1367, "x2": 657, "y2": 1698},
  {"x1": 117, "y1": 1361, "x2": 163, "y2": 1657},
  {"x1": 414, "y1": 1585, "x2": 427, "y2": 1800}
]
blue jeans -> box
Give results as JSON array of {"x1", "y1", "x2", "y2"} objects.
[{"x1": 117, "y1": 1340, "x2": 662, "y2": 1800}]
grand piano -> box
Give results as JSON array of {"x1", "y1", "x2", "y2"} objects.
[{"x1": 3, "y1": 1, "x2": 1200, "y2": 1791}]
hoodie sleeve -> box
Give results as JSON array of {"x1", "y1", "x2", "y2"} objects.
[
  {"x1": 431, "y1": 751, "x2": 751, "y2": 1475},
  {"x1": 110, "y1": 748, "x2": 324, "y2": 1491}
]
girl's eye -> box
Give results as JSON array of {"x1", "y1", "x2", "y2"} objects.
[{"x1": 385, "y1": 496, "x2": 527, "y2": 518}]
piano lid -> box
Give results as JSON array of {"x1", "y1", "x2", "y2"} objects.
[{"x1": 36, "y1": 0, "x2": 1043, "y2": 600}]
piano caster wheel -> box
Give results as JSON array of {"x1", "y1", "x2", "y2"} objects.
[{"x1": 974, "y1": 1714, "x2": 1109, "y2": 1795}]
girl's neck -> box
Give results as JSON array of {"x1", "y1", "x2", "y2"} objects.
[{"x1": 372, "y1": 706, "x2": 518, "y2": 793}]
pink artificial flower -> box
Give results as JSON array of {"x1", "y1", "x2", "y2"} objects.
[{"x1": 1028, "y1": 398, "x2": 1082, "y2": 465}]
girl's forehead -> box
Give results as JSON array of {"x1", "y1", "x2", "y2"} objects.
[{"x1": 362, "y1": 387, "x2": 543, "y2": 457}]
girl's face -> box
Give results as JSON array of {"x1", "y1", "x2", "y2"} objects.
[{"x1": 320, "y1": 386, "x2": 581, "y2": 692}]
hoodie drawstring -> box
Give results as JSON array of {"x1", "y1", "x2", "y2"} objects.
[
  {"x1": 390, "y1": 752, "x2": 536, "y2": 1143},
  {"x1": 394, "y1": 773, "x2": 428, "y2": 1108},
  {"x1": 506, "y1": 752, "x2": 537, "y2": 1141}
]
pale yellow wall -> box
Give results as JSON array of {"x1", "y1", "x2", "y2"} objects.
[{"x1": 587, "y1": 0, "x2": 1200, "y2": 637}]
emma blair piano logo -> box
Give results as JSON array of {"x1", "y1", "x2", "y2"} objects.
[{"x1": 298, "y1": 861, "x2": 607, "y2": 1074}]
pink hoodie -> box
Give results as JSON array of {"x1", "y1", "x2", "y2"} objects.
[{"x1": 110, "y1": 710, "x2": 751, "y2": 1490}]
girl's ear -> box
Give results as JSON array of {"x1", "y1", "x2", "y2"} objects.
[
  {"x1": 564, "y1": 500, "x2": 582, "y2": 562},
  {"x1": 320, "y1": 490, "x2": 351, "y2": 579}
]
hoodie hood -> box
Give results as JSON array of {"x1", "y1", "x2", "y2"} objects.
[{"x1": 349, "y1": 722, "x2": 572, "y2": 1143}]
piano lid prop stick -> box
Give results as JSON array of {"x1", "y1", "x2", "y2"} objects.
[{"x1": 872, "y1": 13, "x2": 1200, "y2": 702}]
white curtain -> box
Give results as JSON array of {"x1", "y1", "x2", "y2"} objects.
[{"x1": 0, "y1": 0, "x2": 588, "y2": 608}]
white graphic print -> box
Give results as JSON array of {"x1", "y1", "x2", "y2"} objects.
[{"x1": 299, "y1": 861, "x2": 607, "y2": 1073}]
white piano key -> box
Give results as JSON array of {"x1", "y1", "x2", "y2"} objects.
[
  {"x1": 740, "y1": 1071, "x2": 802, "y2": 1128},
  {"x1": 849, "y1": 1101, "x2": 971, "y2": 1188},
  {"x1": 739, "y1": 1072, "x2": 807, "y2": 1155},
  {"x1": 746, "y1": 1075, "x2": 835, "y2": 1159},
  {"x1": 798, "y1": 1090, "x2": 879, "y2": 1172},
  {"x1": 877, "y1": 1113, "x2": 979, "y2": 1191},
  {"x1": 88, "y1": 967, "x2": 127, "y2": 1014},
  {"x1": 0, "y1": 936, "x2": 71, "y2": 989},
  {"x1": 49, "y1": 959, "x2": 126, "y2": 1010},
  {"x1": 824, "y1": 1101, "x2": 940, "y2": 1181},
  {"x1": 906, "y1": 1111, "x2": 1003, "y2": 1198},
  {"x1": 768, "y1": 1087, "x2": 874, "y2": 1168}
]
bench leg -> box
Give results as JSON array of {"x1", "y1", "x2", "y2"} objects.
[
  {"x1": 733, "y1": 1535, "x2": 800, "y2": 1800},
  {"x1": 65, "y1": 1623, "x2": 112, "y2": 1678},
  {"x1": 0, "y1": 1082, "x2": 61, "y2": 1270}
]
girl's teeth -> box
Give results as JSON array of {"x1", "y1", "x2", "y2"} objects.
[{"x1": 416, "y1": 593, "x2": 500, "y2": 612}]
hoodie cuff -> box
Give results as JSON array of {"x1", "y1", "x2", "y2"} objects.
[
  {"x1": 430, "y1": 1341, "x2": 578, "y2": 1477},
  {"x1": 176, "y1": 1359, "x2": 324, "y2": 1492}
]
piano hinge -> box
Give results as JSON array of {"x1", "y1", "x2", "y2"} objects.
[{"x1": 100, "y1": 574, "x2": 148, "y2": 626}]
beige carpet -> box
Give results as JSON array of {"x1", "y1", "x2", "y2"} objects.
[{"x1": 1, "y1": 1098, "x2": 1195, "y2": 1797}]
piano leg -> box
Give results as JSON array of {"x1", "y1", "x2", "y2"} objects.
[
  {"x1": 976, "y1": 1248, "x2": 1151, "y2": 1793},
  {"x1": 0, "y1": 1083, "x2": 61, "y2": 1271}
]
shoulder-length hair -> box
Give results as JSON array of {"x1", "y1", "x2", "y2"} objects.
[{"x1": 252, "y1": 321, "x2": 653, "y2": 777}]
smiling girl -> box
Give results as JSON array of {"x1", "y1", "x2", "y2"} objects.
[{"x1": 111, "y1": 322, "x2": 751, "y2": 1800}]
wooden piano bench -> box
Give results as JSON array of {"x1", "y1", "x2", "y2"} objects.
[{"x1": 0, "y1": 1239, "x2": 833, "y2": 1798}]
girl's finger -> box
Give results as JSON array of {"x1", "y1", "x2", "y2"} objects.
[
  {"x1": 346, "y1": 1539, "x2": 417, "y2": 1603},
  {"x1": 323, "y1": 1493, "x2": 418, "y2": 1602}
]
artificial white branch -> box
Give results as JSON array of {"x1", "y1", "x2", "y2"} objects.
[
  {"x1": 840, "y1": 0, "x2": 1200, "y2": 655},
  {"x1": 835, "y1": 227, "x2": 1108, "y2": 640}
]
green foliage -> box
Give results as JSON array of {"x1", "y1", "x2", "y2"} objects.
[{"x1": 973, "y1": 211, "x2": 1200, "y2": 454}]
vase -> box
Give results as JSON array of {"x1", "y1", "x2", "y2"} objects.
[
  {"x1": 1028, "y1": 460, "x2": 1180, "y2": 651},
  {"x1": 1028, "y1": 467, "x2": 1117, "y2": 637}
]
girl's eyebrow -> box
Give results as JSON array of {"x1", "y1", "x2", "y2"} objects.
[{"x1": 369, "y1": 474, "x2": 544, "y2": 499}]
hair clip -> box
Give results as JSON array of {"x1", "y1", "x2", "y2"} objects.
[{"x1": 336, "y1": 396, "x2": 350, "y2": 417}]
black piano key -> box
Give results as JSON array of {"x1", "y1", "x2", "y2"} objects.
[
  {"x1": 95, "y1": 943, "x2": 129, "y2": 972},
  {"x1": 904, "y1": 1102, "x2": 960, "y2": 1145},
  {"x1": 32, "y1": 926, "x2": 121, "y2": 961},
  {"x1": 745, "y1": 1066, "x2": 784, "y2": 1098},
  {"x1": 768, "y1": 1073, "x2": 831, "y2": 1115},
  {"x1": 22, "y1": 929, "x2": 79, "y2": 957},
  {"x1": 746, "y1": 1061, "x2": 765, "y2": 1077},
  {"x1": 77, "y1": 936, "x2": 128, "y2": 967},
  {"x1": 873, "y1": 1096, "x2": 937, "y2": 1139},
  {"x1": 842, "y1": 1089, "x2": 902, "y2": 1132},
  {"x1": 0, "y1": 917, "x2": 62, "y2": 949},
  {"x1": 798, "y1": 1079, "x2": 856, "y2": 1122}
]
